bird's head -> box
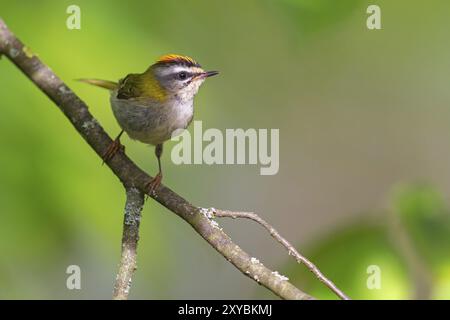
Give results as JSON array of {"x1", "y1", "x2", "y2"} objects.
[{"x1": 145, "y1": 54, "x2": 218, "y2": 102}]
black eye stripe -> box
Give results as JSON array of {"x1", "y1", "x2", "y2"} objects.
[
  {"x1": 170, "y1": 71, "x2": 204, "y2": 81},
  {"x1": 176, "y1": 71, "x2": 194, "y2": 80}
]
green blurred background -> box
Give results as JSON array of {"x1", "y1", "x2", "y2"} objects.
[{"x1": 1, "y1": 0, "x2": 449, "y2": 299}]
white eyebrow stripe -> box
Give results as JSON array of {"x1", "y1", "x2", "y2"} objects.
[
  {"x1": 158, "y1": 66, "x2": 191, "y2": 77},
  {"x1": 171, "y1": 66, "x2": 193, "y2": 73},
  {"x1": 159, "y1": 66, "x2": 204, "y2": 77}
]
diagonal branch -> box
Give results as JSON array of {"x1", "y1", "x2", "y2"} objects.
[{"x1": 0, "y1": 18, "x2": 347, "y2": 300}]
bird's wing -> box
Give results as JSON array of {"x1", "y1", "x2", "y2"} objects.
[
  {"x1": 116, "y1": 74, "x2": 144, "y2": 100},
  {"x1": 117, "y1": 73, "x2": 167, "y2": 103}
]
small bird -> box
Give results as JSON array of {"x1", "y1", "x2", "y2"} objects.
[{"x1": 79, "y1": 54, "x2": 218, "y2": 192}]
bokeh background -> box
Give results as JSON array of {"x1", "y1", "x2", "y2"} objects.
[{"x1": 1, "y1": 0, "x2": 449, "y2": 299}]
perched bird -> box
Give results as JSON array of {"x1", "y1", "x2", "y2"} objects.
[{"x1": 79, "y1": 54, "x2": 218, "y2": 192}]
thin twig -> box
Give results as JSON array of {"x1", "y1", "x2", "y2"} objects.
[
  {"x1": 113, "y1": 188, "x2": 145, "y2": 300},
  {"x1": 213, "y1": 209, "x2": 350, "y2": 300}
]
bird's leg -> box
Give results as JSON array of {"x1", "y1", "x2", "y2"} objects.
[
  {"x1": 102, "y1": 130, "x2": 125, "y2": 164},
  {"x1": 145, "y1": 143, "x2": 163, "y2": 195}
]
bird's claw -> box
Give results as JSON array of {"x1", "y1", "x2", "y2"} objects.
[
  {"x1": 145, "y1": 172, "x2": 163, "y2": 196},
  {"x1": 102, "y1": 138, "x2": 125, "y2": 164}
]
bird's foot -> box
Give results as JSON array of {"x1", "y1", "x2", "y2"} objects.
[
  {"x1": 145, "y1": 172, "x2": 163, "y2": 196},
  {"x1": 102, "y1": 138, "x2": 125, "y2": 164}
]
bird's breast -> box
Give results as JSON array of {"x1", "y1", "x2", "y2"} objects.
[{"x1": 110, "y1": 92, "x2": 193, "y2": 145}]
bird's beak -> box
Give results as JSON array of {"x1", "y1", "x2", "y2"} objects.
[
  {"x1": 193, "y1": 71, "x2": 219, "y2": 81},
  {"x1": 203, "y1": 71, "x2": 219, "y2": 78}
]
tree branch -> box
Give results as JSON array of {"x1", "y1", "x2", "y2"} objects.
[
  {"x1": 113, "y1": 187, "x2": 145, "y2": 300},
  {"x1": 0, "y1": 18, "x2": 347, "y2": 300},
  {"x1": 213, "y1": 209, "x2": 350, "y2": 300}
]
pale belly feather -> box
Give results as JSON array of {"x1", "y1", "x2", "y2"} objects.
[{"x1": 110, "y1": 93, "x2": 193, "y2": 146}]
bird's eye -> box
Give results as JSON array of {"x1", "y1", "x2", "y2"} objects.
[{"x1": 178, "y1": 72, "x2": 187, "y2": 80}]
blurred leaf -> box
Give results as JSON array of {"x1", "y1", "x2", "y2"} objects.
[
  {"x1": 281, "y1": 223, "x2": 410, "y2": 299},
  {"x1": 391, "y1": 184, "x2": 450, "y2": 269}
]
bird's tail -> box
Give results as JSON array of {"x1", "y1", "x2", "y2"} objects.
[{"x1": 77, "y1": 78, "x2": 118, "y2": 90}]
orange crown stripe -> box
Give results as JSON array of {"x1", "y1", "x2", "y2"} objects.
[{"x1": 155, "y1": 54, "x2": 200, "y2": 67}]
